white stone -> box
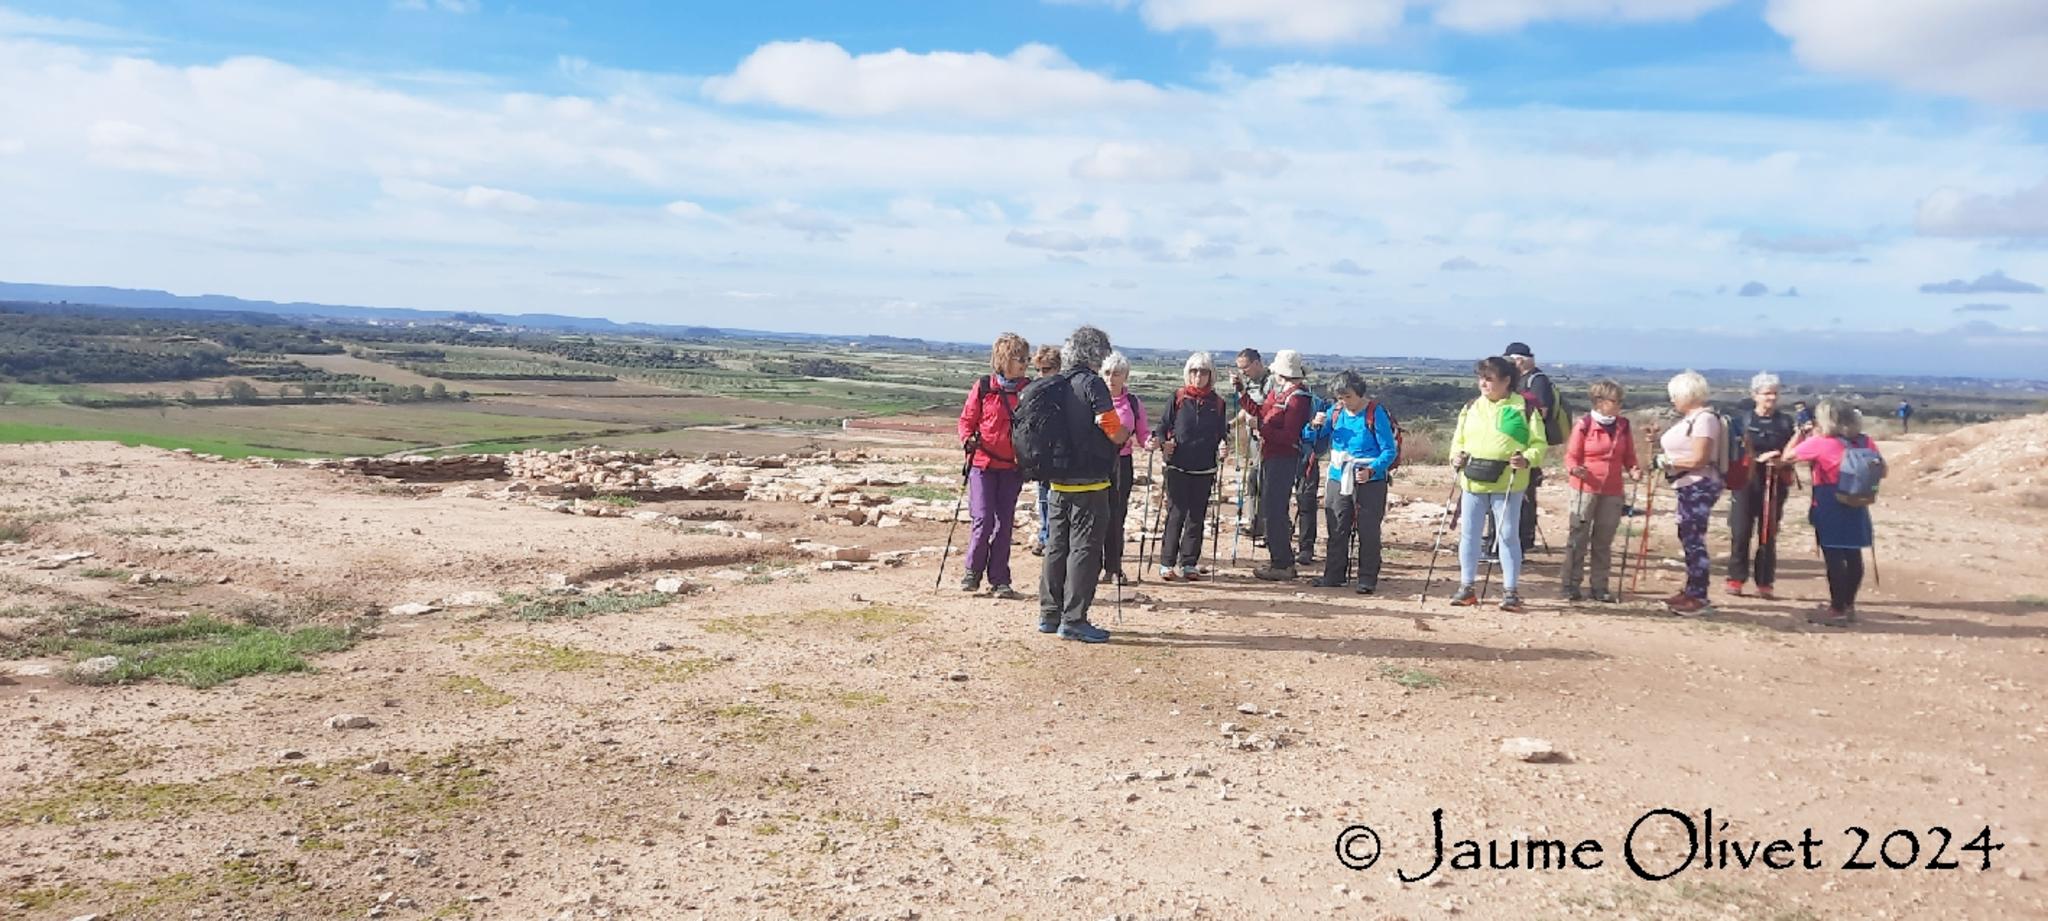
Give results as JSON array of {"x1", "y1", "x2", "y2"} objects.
[
  {"x1": 387, "y1": 602, "x2": 439, "y2": 617},
  {"x1": 71, "y1": 656, "x2": 123, "y2": 680},
  {"x1": 1501, "y1": 737, "x2": 1565, "y2": 763},
  {"x1": 654, "y1": 577, "x2": 689, "y2": 595},
  {"x1": 327, "y1": 714, "x2": 375, "y2": 730}
]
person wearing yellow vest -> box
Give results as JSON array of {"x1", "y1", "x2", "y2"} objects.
[{"x1": 1448, "y1": 356, "x2": 1550, "y2": 612}]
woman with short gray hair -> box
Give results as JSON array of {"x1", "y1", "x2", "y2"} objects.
[
  {"x1": 1726, "y1": 370, "x2": 1797, "y2": 599},
  {"x1": 1656, "y1": 370, "x2": 1726, "y2": 616}
]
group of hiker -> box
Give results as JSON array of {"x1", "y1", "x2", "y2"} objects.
[{"x1": 954, "y1": 326, "x2": 1886, "y2": 643}]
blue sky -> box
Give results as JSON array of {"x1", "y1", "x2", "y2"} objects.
[{"x1": 1, "y1": 0, "x2": 2046, "y2": 375}]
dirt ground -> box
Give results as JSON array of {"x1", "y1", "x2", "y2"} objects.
[{"x1": 2, "y1": 427, "x2": 2045, "y2": 920}]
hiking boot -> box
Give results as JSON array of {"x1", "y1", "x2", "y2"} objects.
[
  {"x1": 1499, "y1": 592, "x2": 1526, "y2": 613},
  {"x1": 1037, "y1": 613, "x2": 1060, "y2": 634},
  {"x1": 1667, "y1": 594, "x2": 1711, "y2": 617},
  {"x1": 1843, "y1": 604, "x2": 1858, "y2": 623},
  {"x1": 1310, "y1": 576, "x2": 1346, "y2": 588},
  {"x1": 960, "y1": 573, "x2": 983, "y2": 593},
  {"x1": 1354, "y1": 583, "x2": 1376, "y2": 595},
  {"x1": 1179, "y1": 568, "x2": 1203, "y2": 582},
  {"x1": 1592, "y1": 590, "x2": 1619, "y2": 603},
  {"x1": 1029, "y1": 544, "x2": 1045, "y2": 557},
  {"x1": 1057, "y1": 620, "x2": 1111, "y2": 644},
  {"x1": 1562, "y1": 587, "x2": 1584, "y2": 603},
  {"x1": 1253, "y1": 565, "x2": 1297, "y2": 582},
  {"x1": 1158, "y1": 567, "x2": 1179, "y2": 582},
  {"x1": 1448, "y1": 585, "x2": 1479, "y2": 607},
  {"x1": 990, "y1": 584, "x2": 1025, "y2": 601},
  {"x1": 1725, "y1": 579, "x2": 1746, "y2": 597},
  {"x1": 1807, "y1": 604, "x2": 1849, "y2": 627},
  {"x1": 1298, "y1": 553, "x2": 1318, "y2": 567},
  {"x1": 1756, "y1": 584, "x2": 1776, "y2": 601}
]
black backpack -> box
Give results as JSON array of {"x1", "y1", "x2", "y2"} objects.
[
  {"x1": 1524, "y1": 370, "x2": 1568, "y2": 447},
  {"x1": 1011, "y1": 370, "x2": 1111, "y2": 481}
]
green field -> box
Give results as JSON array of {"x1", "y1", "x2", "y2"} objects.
[{"x1": 0, "y1": 404, "x2": 623, "y2": 458}]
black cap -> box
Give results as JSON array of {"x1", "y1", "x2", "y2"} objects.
[{"x1": 1502, "y1": 342, "x2": 1533, "y2": 358}]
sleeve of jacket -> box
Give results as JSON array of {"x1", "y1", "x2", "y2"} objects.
[
  {"x1": 1267, "y1": 392, "x2": 1312, "y2": 448},
  {"x1": 1130, "y1": 395, "x2": 1152, "y2": 449},
  {"x1": 957, "y1": 384, "x2": 982, "y2": 446},
  {"x1": 1565, "y1": 415, "x2": 1586, "y2": 470},
  {"x1": 1367, "y1": 403, "x2": 1399, "y2": 474},
  {"x1": 1524, "y1": 398, "x2": 1550, "y2": 467},
  {"x1": 1450, "y1": 400, "x2": 1470, "y2": 458}
]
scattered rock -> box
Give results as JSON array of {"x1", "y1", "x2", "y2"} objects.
[
  {"x1": 71, "y1": 656, "x2": 123, "y2": 680},
  {"x1": 441, "y1": 591, "x2": 500, "y2": 608},
  {"x1": 946, "y1": 671, "x2": 970, "y2": 682},
  {"x1": 387, "y1": 602, "x2": 440, "y2": 617},
  {"x1": 1236, "y1": 702, "x2": 1260, "y2": 715},
  {"x1": 1501, "y1": 737, "x2": 1567, "y2": 763},
  {"x1": 653, "y1": 577, "x2": 690, "y2": 595},
  {"x1": 652, "y1": 641, "x2": 675, "y2": 652},
  {"x1": 277, "y1": 749, "x2": 306, "y2": 761},
  {"x1": 327, "y1": 714, "x2": 375, "y2": 730},
  {"x1": 359, "y1": 759, "x2": 393, "y2": 775}
]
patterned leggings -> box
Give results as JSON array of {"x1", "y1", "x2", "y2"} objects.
[{"x1": 1675, "y1": 479, "x2": 1725, "y2": 601}]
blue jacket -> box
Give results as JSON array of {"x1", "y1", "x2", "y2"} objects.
[{"x1": 1305, "y1": 401, "x2": 1398, "y2": 484}]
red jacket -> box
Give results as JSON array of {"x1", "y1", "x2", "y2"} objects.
[
  {"x1": 957, "y1": 374, "x2": 1024, "y2": 470},
  {"x1": 1240, "y1": 383, "x2": 1312, "y2": 461},
  {"x1": 1565, "y1": 413, "x2": 1639, "y2": 497}
]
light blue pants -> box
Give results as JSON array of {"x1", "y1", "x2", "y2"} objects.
[{"x1": 1459, "y1": 488, "x2": 1526, "y2": 590}]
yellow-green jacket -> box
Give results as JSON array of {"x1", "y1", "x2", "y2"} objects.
[{"x1": 1450, "y1": 393, "x2": 1550, "y2": 493}]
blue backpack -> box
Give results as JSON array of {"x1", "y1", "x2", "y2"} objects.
[{"x1": 1834, "y1": 436, "x2": 1885, "y2": 507}]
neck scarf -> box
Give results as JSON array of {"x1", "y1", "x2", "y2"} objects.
[{"x1": 1591, "y1": 410, "x2": 1617, "y2": 426}]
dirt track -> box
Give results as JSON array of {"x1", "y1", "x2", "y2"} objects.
[{"x1": 3, "y1": 435, "x2": 2045, "y2": 920}]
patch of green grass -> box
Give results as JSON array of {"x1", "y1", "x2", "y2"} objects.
[
  {"x1": 886, "y1": 484, "x2": 959, "y2": 502},
  {"x1": 1378, "y1": 663, "x2": 1444, "y2": 690},
  {"x1": 0, "y1": 421, "x2": 322, "y2": 460},
  {"x1": 0, "y1": 776, "x2": 248, "y2": 827},
  {"x1": 78, "y1": 566, "x2": 133, "y2": 580},
  {"x1": 833, "y1": 690, "x2": 889, "y2": 708},
  {"x1": 596, "y1": 494, "x2": 641, "y2": 508},
  {"x1": 0, "y1": 517, "x2": 28, "y2": 543},
  {"x1": 495, "y1": 590, "x2": 676, "y2": 622},
  {"x1": 707, "y1": 604, "x2": 926, "y2": 639},
  {"x1": 2018, "y1": 594, "x2": 2048, "y2": 608},
  {"x1": 3, "y1": 605, "x2": 363, "y2": 688},
  {"x1": 5, "y1": 882, "x2": 85, "y2": 911},
  {"x1": 488, "y1": 639, "x2": 717, "y2": 683},
  {"x1": 440, "y1": 675, "x2": 515, "y2": 706}
]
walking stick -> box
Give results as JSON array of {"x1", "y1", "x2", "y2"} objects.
[
  {"x1": 934, "y1": 445, "x2": 974, "y2": 592},
  {"x1": 1230, "y1": 424, "x2": 1248, "y2": 567},
  {"x1": 1208, "y1": 461, "x2": 1224, "y2": 573},
  {"x1": 1136, "y1": 450, "x2": 1158, "y2": 581},
  {"x1": 1419, "y1": 479, "x2": 1462, "y2": 606},
  {"x1": 1629, "y1": 448, "x2": 1660, "y2": 601}
]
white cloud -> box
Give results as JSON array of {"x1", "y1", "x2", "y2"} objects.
[
  {"x1": 182, "y1": 186, "x2": 265, "y2": 209},
  {"x1": 0, "y1": 7, "x2": 144, "y2": 41},
  {"x1": 664, "y1": 199, "x2": 710, "y2": 219},
  {"x1": 1007, "y1": 228, "x2": 1094, "y2": 252},
  {"x1": 1738, "y1": 229, "x2": 1863, "y2": 254},
  {"x1": 1120, "y1": 0, "x2": 1408, "y2": 46},
  {"x1": 1916, "y1": 178, "x2": 2048, "y2": 239},
  {"x1": 0, "y1": 137, "x2": 23, "y2": 155},
  {"x1": 701, "y1": 39, "x2": 1165, "y2": 118},
  {"x1": 87, "y1": 119, "x2": 249, "y2": 176},
  {"x1": 1433, "y1": 0, "x2": 1733, "y2": 32},
  {"x1": 460, "y1": 185, "x2": 537, "y2": 212},
  {"x1": 1071, "y1": 0, "x2": 1733, "y2": 46},
  {"x1": 1765, "y1": 0, "x2": 2048, "y2": 108},
  {"x1": 1071, "y1": 142, "x2": 1220, "y2": 182}
]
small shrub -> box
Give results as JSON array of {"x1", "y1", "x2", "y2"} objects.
[
  {"x1": 0, "y1": 518, "x2": 29, "y2": 543},
  {"x1": 1378, "y1": 663, "x2": 1443, "y2": 689}
]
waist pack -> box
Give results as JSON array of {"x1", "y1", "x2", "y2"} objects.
[{"x1": 1463, "y1": 457, "x2": 1510, "y2": 484}]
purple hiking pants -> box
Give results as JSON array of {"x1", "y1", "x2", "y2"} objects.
[{"x1": 966, "y1": 466, "x2": 1025, "y2": 586}]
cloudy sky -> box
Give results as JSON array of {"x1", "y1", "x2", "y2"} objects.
[{"x1": 1, "y1": 1, "x2": 2045, "y2": 376}]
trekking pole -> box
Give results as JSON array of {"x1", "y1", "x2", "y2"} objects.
[
  {"x1": 1136, "y1": 450, "x2": 1158, "y2": 581},
  {"x1": 1208, "y1": 464, "x2": 1223, "y2": 573},
  {"x1": 1629, "y1": 445, "x2": 1660, "y2": 600},
  {"x1": 1617, "y1": 474, "x2": 1641, "y2": 599},
  {"x1": 1419, "y1": 479, "x2": 1462, "y2": 606},
  {"x1": 1229, "y1": 426, "x2": 1247, "y2": 567},
  {"x1": 934, "y1": 446, "x2": 974, "y2": 592}
]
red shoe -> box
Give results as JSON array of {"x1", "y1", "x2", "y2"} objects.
[
  {"x1": 1725, "y1": 579, "x2": 1746, "y2": 597},
  {"x1": 1180, "y1": 569, "x2": 1203, "y2": 583},
  {"x1": 1756, "y1": 584, "x2": 1776, "y2": 600},
  {"x1": 1158, "y1": 568, "x2": 1179, "y2": 582},
  {"x1": 1667, "y1": 595, "x2": 1711, "y2": 617}
]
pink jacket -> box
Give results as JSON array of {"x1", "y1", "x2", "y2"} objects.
[{"x1": 1565, "y1": 414, "x2": 1638, "y2": 497}]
